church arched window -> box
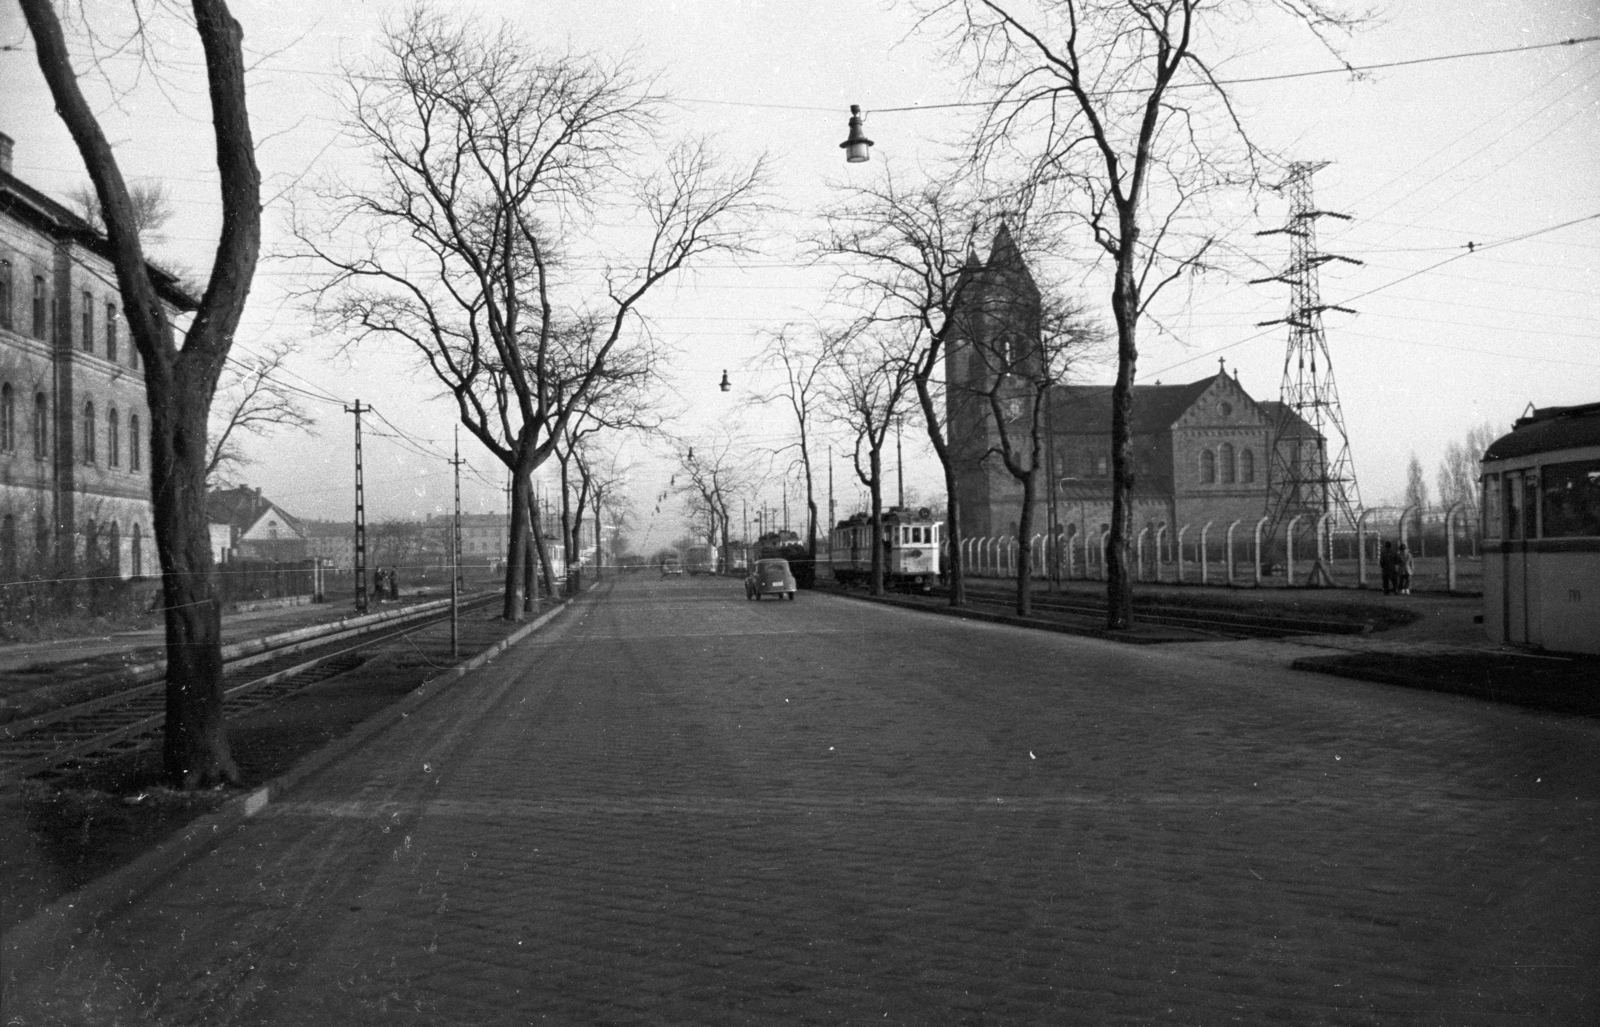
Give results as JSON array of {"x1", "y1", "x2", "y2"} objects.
[
  {"x1": 1240, "y1": 448, "x2": 1255, "y2": 483},
  {"x1": 1200, "y1": 449, "x2": 1216, "y2": 484},
  {"x1": 1221, "y1": 443, "x2": 1236, "y2": 484}
]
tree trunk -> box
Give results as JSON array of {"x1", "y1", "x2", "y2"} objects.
[
  {"x1": 942, "y1": 464, "x2": 965, "y2": 605},
  {"x1": 502, "y1": 471, "x2": 530, "y2": 620},
  {"x1": 869, "y1": 448, "x2": 885, "y2": 596},
  {"x1": 1015, "y1": 469, "x2": 1036, "y2": 618},
  {"x1": 152, "y1": 392, "x2": 238, "y2": 788},
  {"x1": 530, "y1": 501, "x2": 557, "y2": 601},
  {"x1": 1106, "y1": 240, "x2": 1139, "y2": 630}
]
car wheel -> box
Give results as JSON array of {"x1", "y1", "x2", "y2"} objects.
[{"x1": 785, "y1": 592, "x2": 795, "y2": 601}]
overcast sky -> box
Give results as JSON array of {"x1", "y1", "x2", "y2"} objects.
[{"x1": 3, "y1": 0, "x2": 1596, "y2": 552}]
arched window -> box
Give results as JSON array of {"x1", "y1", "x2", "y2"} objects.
[
  {"x1": 1, "y1": 514, "x2": 15, "y2": 579},
  {"x1": 32, "y1": 276, "x2": 46, "y2": 339},
  {"x1": 84, "y1": 519, "x2": 97, "y2": 568},
  {"x1": 33, "y1": 509, "x2": 49, "y2": 566},
  {"x1": 33, "y1": 392, "x2": 47, "y2": 461},
  {"x1": 1240, "y1": 448, "x2": 1255, "y2": 484},
  {"x1": 105, "y1": 302, "x2": 118, "y2": 361},
  {"x1": 132, "y1": 523, "x2": 143, "y2": 578},
  {"x1": 1200, "y1": 449, "x2": 1216, "y2": 485},
  {"x1": 1221, "y1": 443, "x2": 1236, "y2": 484},
  {"x1": 81, "y1": 290, "x2": 93, "y2": 352},
  {"x1": 82, "y1": 401, "x2": 95, "y2": 465},
  {"x1": 129, "y1": 413, "x2": 141, "y2": 471},
  {"x1": 0, "y1": 384, "x2": 13, "y2": 452},
  {"x1": 107, "y1": 521, "x2": 121, "y2": 577},
  {"x1": 108, "y1": 408, "x2": 120, "y2": 467}
]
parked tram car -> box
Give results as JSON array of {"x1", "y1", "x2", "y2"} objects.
[
  {"x1": 684, "y1": 544, "x2": 721, "y2": 576},
  {"x1": 1481, "y1": 401, "x2": 1600, "y2": 654},
  {"x1": 752, "y1": 530, "x2": 814, "y2": 587},
  {"x1": 825, "y1": 507, "x2": 942, "y2": 591}
]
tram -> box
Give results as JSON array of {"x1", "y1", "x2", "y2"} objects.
[
  {"x1": 1481, "y1": 401, "x2": 1600, "y2": 654},
  {"x1": 825, "y1": 507, "x2": 942, "y2": 590}
]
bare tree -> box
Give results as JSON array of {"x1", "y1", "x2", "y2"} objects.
[
  {"x1": 746, "y1": 323, "x2": 841, "y2": 565},
  {"x1": 206, "y1": 342, "x2": 317, "y2": 487},
  {"x1": 821, "y1": 169, "x2": 1007, "y2": 606},
  {"x1": 1405, "y1": 451, "x2": 1429, "y2": 554},
  {"x1": 825, "y1": 330, "x2": 919, "y2": 595},
  {"x1": 674, "y1": 432, "x2": 756, "y2": 567},
  {"x1": 69, "y1": 179, "x2": 174, "y2": 239},
  {"x1": 1436, "y1": 421, "x2": 1500, "y2": 530},
  {"x1": 20, "y1": 0, "x2": 261, "y2": 788},
  {"x1": 301, "y1": 6, "x2": 766, "y2": 620},
  {"x1": 928, "y1": 0, "x2": 1364, "y2": 628},
  {"x1": 968, "y1": 289, "x2": 1103, "y2": 615}
]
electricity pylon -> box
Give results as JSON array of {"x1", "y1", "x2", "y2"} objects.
[{"x1": 1252, "y1": 162, "x2": 1364, "y2": 581}]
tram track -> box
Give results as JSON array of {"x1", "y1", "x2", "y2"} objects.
[{"x1": 0, "y1": 593, "x2": 499, "y2": 787}]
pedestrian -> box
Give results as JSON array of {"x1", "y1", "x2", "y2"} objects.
[
  {"x1": 1397, "y1": 541, "x2": 1414, "y2": 595},
  {"x1": 389, "y1": 566, "x2": 400, "y2": 600},
  {"x1": 1379, "y1": 539, "x2": 1397, "y2": 595}
]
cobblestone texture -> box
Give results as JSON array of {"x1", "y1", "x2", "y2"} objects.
[{"x1": 6, "y1": 576, "x2": 1596, "y2": 1025}]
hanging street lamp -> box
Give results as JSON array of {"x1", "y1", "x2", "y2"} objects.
[
  {"x1": 719, "y1": 369, "x2": 732, "y2": 392},
  {"x1": 840, "y1": 105, "x2": 873, "y2": 163}
]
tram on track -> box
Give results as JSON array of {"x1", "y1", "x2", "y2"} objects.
[
  {"x1": 823, "y1": 507, "x2": 942, "y2": 591},
  {"x1": 1481, "y1": 401, "x2": 1600, "y2": 654}
]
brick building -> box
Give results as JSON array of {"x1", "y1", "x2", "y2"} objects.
[
  {"x1": 946, "y1": 227, "x2": 1323, "y2": 544},
  {"x1": 207, "y1": 485, "x2": 308, "y2": 562},
  {"x1": 0, "y1": 132, "x2": 193, "y2": 581}
]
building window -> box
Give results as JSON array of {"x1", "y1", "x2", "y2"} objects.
[
  {"x1": 82, "y1": 401, "x2": 95, "y2": 464},
  {"x1": 108, "y1": 408, "x2": 120, "y2": 467},
  {"x1": 0, "y1": 257, "x2": 12, "y2": 330},
  {"x1": 1201, "y1": 449, "x2": 1216, "y2": 484},
  {"x1": 107, "y1": 521, "x2": 121, "y2": 577},
  {"x1": 81, "y1": 290, "x2": 94, "y2": 352},
  {"x1": 1240, "y1": 448, "x2": 1254, "y2": 483},
  {"x1": 0, "y1": 384, "x2": 13, "y2": 452},
  {"x1": 132, "y1": 523, "x2": 143, "y2": 577},
  {"x1": 33, "y1": 393, "x2": 47, "y2": 461},
  {"x1": 106, "y1": 302, "x2": 118, "y2": 361},
  {"x1": 129, "y1": 413, "x2": 141, "y2": 471},
  {"x1": 1221, "y1": 443, "x2": 1236, "y2": 484},
  {"x1": 32, "y1": 276, "x2": 46, "y2": 339},
  {"x1": 0, "y1": 514, "x2": 14, "y2": 579}
]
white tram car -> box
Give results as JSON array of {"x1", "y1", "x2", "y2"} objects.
[
  {"x1": 1481, "y1": 401, "x2": 1600, "y2": 654},
  {"x1": 826, "y1": 507, "x2": 943, "y2": 590}
]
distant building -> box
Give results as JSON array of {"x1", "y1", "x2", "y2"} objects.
[
  {"x1": 301, "y1": 519, "x2": 354, "y2": 571},
  {"x1": 206, "y1": 485, "x2": 307, "y2": 562},
  {"x1": 0, "y1": 131, "x2": 195, "y2": 580},
  {"x1": 946, "y1": 226, "x2": 1325, "y2": 544},
  {"x1": 457, "y1": 512, "x2": 507, "y2": 563}
]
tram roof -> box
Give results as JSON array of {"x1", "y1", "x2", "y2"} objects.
[{"x1": 1484, "y1": 401, "x2": 1600, "y2": 462}]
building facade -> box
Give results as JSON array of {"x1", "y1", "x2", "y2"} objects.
[
  {"x1": 0, "y1": 133, "x2": 193, "y2": 581},
  {"x1": 207, "y1": 485, "x2": 308, "y2": 562},
  {"x1": 946, "y1": 227, "x2": 1324, "y2": 545}
]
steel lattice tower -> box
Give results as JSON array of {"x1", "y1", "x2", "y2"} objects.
[{"x1": 1253, "y1": 162, "x2": 1364, "y2": 544}]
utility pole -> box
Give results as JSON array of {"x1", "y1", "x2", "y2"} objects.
[
  {"x1": 896, "y1": 421, "x2": 905, "y2": 509},
  {"x1": 1253, "y1": 161, "x2": 1364, "y2": 585},
  {"x1": 449, "y1": 425, "x2": 464, "y2": 657},
  {"x1": 346, "y1": 399, "x2": 368, "y2": 614}
]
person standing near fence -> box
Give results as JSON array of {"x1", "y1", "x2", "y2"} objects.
[
  {"x1": 1397, "y1": 542, "x2": 1415, "y2": 595},
  {"x1": 1380, "y1": 540, "x2": 1398, "y2": 595}
]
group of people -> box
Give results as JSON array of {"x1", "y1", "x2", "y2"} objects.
[
  {"x1": 372, "y1": 567, "x2": 401, "y2": 601},
  {"x1": 1379, "y1": 540, "x2": 1415, "y2": 596}
]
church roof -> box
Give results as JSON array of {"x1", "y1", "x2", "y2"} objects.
[
  {"x1": 206, "y1": 485, "x2": 302, "y2": 534},
  {"x1": 1050, "y1": 377, "x2": 1217, "y2": 434}
]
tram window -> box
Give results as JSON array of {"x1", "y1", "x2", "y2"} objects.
[
  {"x1": 1523, "y1": 473, "x2": 1540, "y2": 539},
  {"x1": 1505, "y1": 471, "x2": 1523, "y2": 540},
  {"x1": 1541, "y1": 460, "x2": 1600, "y2": 538},
  {"x1": 1482, "y1": 474, "x2": 1502, "y2": 539}
]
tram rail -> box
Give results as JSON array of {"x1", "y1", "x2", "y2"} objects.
[{"x1": 0, "y1": 593, "x2": 499, "y2": 787}]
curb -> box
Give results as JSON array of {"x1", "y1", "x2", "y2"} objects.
[
  {"x1": 1, "y1": 599, "x2": 568, "y2": 985},
  {"x1": 817, "y1": 588, "x2": 1200, "y2": 644}
]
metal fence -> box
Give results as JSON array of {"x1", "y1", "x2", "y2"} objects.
[{"x1": 956, "y1": 503, "x2": 1482, "y2": 594}]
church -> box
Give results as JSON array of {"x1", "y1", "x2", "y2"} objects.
[{"x1": 945, "y1": 226, "x2": 1324, "y2": 546}]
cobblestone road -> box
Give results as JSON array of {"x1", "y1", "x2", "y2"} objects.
[{"x1": 8, "y1": 575, "x2": 1597, "y2": 1025}]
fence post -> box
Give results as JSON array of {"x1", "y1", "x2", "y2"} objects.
[
  {"x1": 1398, "y1": 505, "x2": 1417, "y2": 548},
  {"x1": 1136, "y1": 527, "x2": 1149, "y2": 582},
  {"x1": 1285, "y1": 514, "x2": 1302, "y2": 586},
  {"x1": 1356, "y1": 508, "x2": 1374, "y2": 588},
  {"x1": 1153, "y1": 525, "x2": 1167, "y2": 582},
  {"x1": 1199, "y1": 521, "x2": 1213, "y2": 586},
  {"x1": 1253, "y1": 516, "x2": 1269, "y2": 586},
  {"x1": 1446, "y1": 501, "x2": 1464, "y2": 592},
  {"x1": 1225, "y1": 520, "x2": 1240, "y2": 586},
  {"x1": 1176, "y1": 524, "x2": 1189, "y2": 584}
]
